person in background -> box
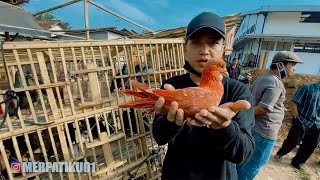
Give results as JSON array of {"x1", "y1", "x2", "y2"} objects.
[
  {"x1": 122, "y1": 63, "x2": 128, "y2": 75},
  {"x1": 237, "y1": 51, "x2": 303, "y2": 179},
  {"x1": 152, "y1": 12, "x2": 255, "y2": 180},
  {"x1": 227, "y1": 58, "x2": 241, "y2": 80},
  {"x1": 274, "y1": 82, "x2": 320, "y2": 169}
]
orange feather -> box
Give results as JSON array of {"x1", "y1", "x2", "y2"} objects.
[{"x1": 119, "y1": 59, "x2": 228, "y2": 118}]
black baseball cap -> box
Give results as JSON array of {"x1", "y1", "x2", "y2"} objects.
[{"x1": 186, "y1": 12, "x2": 226, "y2": 41}]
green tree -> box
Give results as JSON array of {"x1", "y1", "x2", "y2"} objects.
[{"x1": 34, "y1": 12, "x2": 56, "y2": 21}]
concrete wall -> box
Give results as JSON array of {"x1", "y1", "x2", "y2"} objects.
[
  {"x1": 107, "y1": 31, "x2": 125, "y2": 40},
  {"x1": 265, "y1": 51, "x2": 320, "y2": 75},
  {"x1": 49, "y1": 25, "x2": 63, "y2": 31},
  {"x1": 264, "y1": 12, "x2": 320, "y2": 35}
]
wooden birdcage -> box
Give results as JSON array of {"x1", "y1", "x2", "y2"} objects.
[{"x1": 0, "y1": 39, "x2": 185, "y2": 180}]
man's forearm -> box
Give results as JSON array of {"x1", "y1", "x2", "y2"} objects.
[
  {"x1": 288, "y1": 101, "x2": 299, "y2": 119},
  {"x1": 207, "y1": 121, "x2": 255, "y2": 164},
  {"x1": 152, "y1": 115, "x2": 184, "y2": 145}
]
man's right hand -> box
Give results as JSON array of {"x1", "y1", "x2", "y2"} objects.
[{"x1": 154, "y1": 84, "x2": 185, "y2": 126}]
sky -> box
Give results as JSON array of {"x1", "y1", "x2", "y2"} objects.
[{"x1": 23, "y1": 0, "x2": 320, "y2": 33}]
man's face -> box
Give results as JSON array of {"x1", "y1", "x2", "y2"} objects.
[
  {"x1": 285, "y1": 62, "x2": 297, "y2": 76},
  {"x1": 232, "y1": 60, "x2": 238, "y2": 66},
  {"x1": 185, "y1": 28, "x2": 225, "y2": 73}
]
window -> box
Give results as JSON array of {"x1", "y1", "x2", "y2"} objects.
[
  {"x1": 300, "y1": 12, "x2": 320, "y2": 23},
  {"x1": 261, "y1": 41, "x2": 275, "y2": 51},
  {"x1": 294, "y1": 43, "x2": 320, "y2": 53},
  {"x1": 276, "y1": 42, "x2": 292, "y2": 51}
]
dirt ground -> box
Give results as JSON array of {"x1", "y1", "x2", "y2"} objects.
[{"x1": 248, "y1": 70, "x2": 320, "y2": 180}]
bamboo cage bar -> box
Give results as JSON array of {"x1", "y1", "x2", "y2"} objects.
[{"x1": 0, "y1": 39, "x2": 184, "y2": 179}]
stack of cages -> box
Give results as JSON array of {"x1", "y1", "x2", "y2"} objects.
[{"x1": 0, "y1": 39, "x2": 185, "y2": 180}]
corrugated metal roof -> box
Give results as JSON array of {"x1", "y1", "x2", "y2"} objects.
[{"x1": 0, "y1": 1, "x2": 52, "y2": 38}]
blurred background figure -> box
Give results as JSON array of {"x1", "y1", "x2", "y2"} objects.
[{"x1": 227, "y1": 58, "x2": 241, "y2": 80}]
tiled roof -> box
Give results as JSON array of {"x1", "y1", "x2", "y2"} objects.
[{"x1": 38, "y1": 20, "x2": 61, "y2": 29}]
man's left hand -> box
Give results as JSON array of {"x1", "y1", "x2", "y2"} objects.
[{"x1": 187, "y1": 100, "x2": 251, "y2": 129}]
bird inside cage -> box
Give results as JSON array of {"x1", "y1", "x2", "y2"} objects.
[{"x1": 8, "y1": 69, "x2": 38, "y2": 117}]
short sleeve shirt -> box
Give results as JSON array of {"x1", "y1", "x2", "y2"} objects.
[
  {"x1": 251, "y1": 73, "x2": 286, "y2": 140},
  {"x1": 292, "y1": 82, "x2": 320, "y2": 129}
]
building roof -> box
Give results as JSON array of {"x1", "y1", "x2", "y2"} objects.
[
  {"x1": 130, "y1": 27, "x2": 186, "y2": 39},
  {"x1": 0, "y1": 1, "x2": 51, "y2": 38},
  {"x1": 120, "y1": 28, "x2": 139, "y2": 36},
  {"x1": 236, "y1": 5, "x2": 320, "y2": 35},
  {"x1": 38, "y1": 20, "x2": 64, "y2": 30},
  {"x1": 246, "y1": 34, "x2": 320, "y2": 40},
  {"x1": 243, "y1": 5, "x2": 320, "y2": 15},
  {"x1": 53, "y1": 27, "x2": 128, "y2": 36},
  {"x1": 234, "y1": 34, "x2": 320, "y2": 48},
  {"x1": 131, "y1": 13, "x2": 242, "y2": 39}
]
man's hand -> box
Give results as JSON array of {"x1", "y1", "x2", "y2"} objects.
[
  {"x1": 187, "y1": 100, "x2": 251, "y2": 129},
  {"x1": 154, "y1": 84, "x2": 185, "y2": 126}
]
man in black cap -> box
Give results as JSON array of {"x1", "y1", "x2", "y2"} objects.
[
  {"x1": 237, "y1": 51, "x2": 303, "y2": 179},
  {"x1": 152, "y1": 12, "x2": 255, "y2": 179}
]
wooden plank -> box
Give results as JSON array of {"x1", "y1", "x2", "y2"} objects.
[
  {"x1": 36, "y1": 52, "x2": 60, "y2": 119},
  {"x1": 92, "y1": 160, "x2": 127, "y2": 177},
  {"x1": 70, "y1": 66, "x2": 112, "y2": 75},
  {"x1": 59, "y1": 48, "x2": 76, "y2": 116},
  {"x1": 86, "y1": 132, "x2": 125, "y2": 149},
  {"x1": 99, "y1": 46, "x2": 112, "y2": 99},
  {"x1": 155, "y1": 44, "x2": 163, "y2": 84},
  {"x1": 57, "y1": 125, "x2": 74, "y2": 179},
  {"x1": 149, "y1": 44, "x2": 158, "y2": 89},
  {"x1": 71, "y1": 47, "x2": 85, "y2": 104},
  {"x1": 87, "y1": 61, "x2": 101, "y2": 101},
  {"x1": 98, "y1": 132, "x2": 115, "y2": 166},
  {"x1": 12, "y1": 136, "x2": 26, "y2": 177},
  {"x1": 0, "y1": 141, "x2": 13, "y2": 179},
  {"x1": 47, "y1": 127, "x2": 64, "y2": 179},
  {"x1": 3, "y1": 39, "x2": 185, "y2": 50},
  {"x1": 95, "y1": 155, "x2": 151, "y2": 180},
  {"x1": 79, "y1": 97, "x2": 117, "y2": 109},
  {"x1": 27, "y1": 49, "x2": 49, "y2": 125},
  {"x1": 12, "y1": 82, "x2": 67, "y2": 93},
  {"x1": 36, "y1": 129, "x2": 54, "y2": 179},
  {"x1": 52, "y1": 49, "x2": 65, "y2": 118},
  {"x1": 13, "y1": 50, "x2": 29, "y2": 128}
]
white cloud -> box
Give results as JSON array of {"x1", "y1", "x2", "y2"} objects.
[
  {"x1": 145, "y1": 0, "x2": 169, "y2": 8},
  {"x1": 105, "y1": 0, "x2": 155, "y2": 25}
]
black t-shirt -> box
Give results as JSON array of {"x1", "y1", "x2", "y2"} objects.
[
  {"x1": 152, "y1": 73, "x2": 255, "y2": 180},
  {"x1": 227, "y1": 66, "x2": 241, "y2": 80}
]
